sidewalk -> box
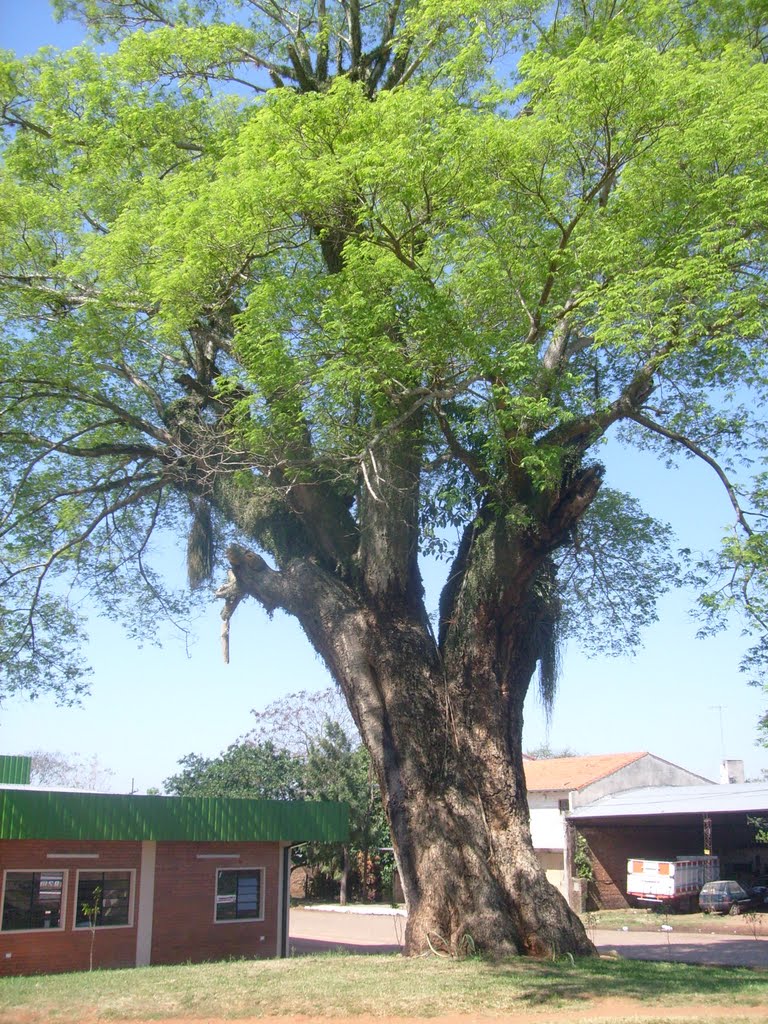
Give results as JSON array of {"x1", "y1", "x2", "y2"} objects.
[{"x1": 289, "y1": 906, "x2": 768, "y2": 967}]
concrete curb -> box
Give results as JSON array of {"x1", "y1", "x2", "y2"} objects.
[{"x1": 300, "y1": 904, "x2": 406, "y2": 917}]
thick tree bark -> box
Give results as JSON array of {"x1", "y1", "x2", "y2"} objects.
[
  {"x1": 217, "y1": 483, "x2": 597, "y2": 958},
  {"x1": 336, "y1": 570, "x2": 593, "y2": 958}
]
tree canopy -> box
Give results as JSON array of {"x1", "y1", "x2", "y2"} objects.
[
  {"x1": 163, "y1": 738, "x2": 304, "y2": 798},
  {"x1": 2, "y1": 0, "x2": 768, "y2": 956},
  {"x1": 163, "y1": 692, "x2": 391, "y2": 903},
  {"x1": 2, "y1": 0, "x2": 766, "y2": 703},
  {"x1": 26, "y1": 748, "x2": 115, "y2": 790}
]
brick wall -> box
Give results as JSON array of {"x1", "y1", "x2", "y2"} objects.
[
  {"x1": 578, "y1": 821, "x2": 708, "y2": 908},
  {"x1": 0, "y1": 840, "x2": 142, "y2": 976},
  {"x1": 1, "y1": 839, "x2": 284, "y2": 975},
  {"x1": 150, "y1": 842, "x2": 281, "y2": 965}
]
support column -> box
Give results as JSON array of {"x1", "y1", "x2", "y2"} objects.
[
  {"x1": 135, "y1": 841, "x2": 157, "y2": 967},
  {"x1": 276, "y1": 843, "x2": 292, "y2": 958}
]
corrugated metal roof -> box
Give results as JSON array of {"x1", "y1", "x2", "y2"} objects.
[
  {"x1": 0, "y1": 788, "x2": 348, "y2": 842},
  {"x1": 0, "y1": 756, "x2": 31, "y2": 786},
  {"x1": 524, "y1": 752, "x2": 648, "y2": 792},
  {"x1": 568, "y1": 782, "x2": 768, "y2": 820}
]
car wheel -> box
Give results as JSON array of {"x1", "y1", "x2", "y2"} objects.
[{"x1": 729, "y1": 904, "x2": 742, "y2": 916}]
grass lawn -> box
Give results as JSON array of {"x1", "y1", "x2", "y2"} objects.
[{"x1": 1, "y1": 952, "x2": 768, "y2": 1023}]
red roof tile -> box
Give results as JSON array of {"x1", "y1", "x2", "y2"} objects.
[{"x1": 524, "y1": 752, "x2": 648, "y2": 792}]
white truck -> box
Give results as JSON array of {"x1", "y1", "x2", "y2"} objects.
[{"x1": 626, "y1": 856, "x2": 719, "y2": 912}]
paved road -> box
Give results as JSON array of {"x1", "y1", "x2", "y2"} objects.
[{"x1": 289, "y1": 907, "x2": 768, "y2": 968}]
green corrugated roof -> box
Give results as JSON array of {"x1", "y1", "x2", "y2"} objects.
[
  {"x1": 0, "y1": 789, "x2": 348, "y2": 843},
  {"x1": 0, "y1": 757, "x2": 32, "y2": 786}
]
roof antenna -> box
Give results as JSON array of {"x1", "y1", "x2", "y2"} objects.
[{"x1": 709, "y1": 705, "x2": 727, "y2": 762}]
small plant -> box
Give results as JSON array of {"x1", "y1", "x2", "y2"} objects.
[
  {"x1": 81, "y1": 886, "x2": 102, "y2": 972},
  {"x1": 748, "y1": 816, "x2": 768, "y2": 845},
  {"x1": 742, "y1": 908, "x2": 763, "y2": 941},
  {"x1": 574, "y1": 834, "x2": 594, "y2": 881},
  {"x1": 584, "y1": 909, "x2": 598, "y2": 943},
  {"x1": 457, "y1": 932, "x2": 478, "y2": 960}
]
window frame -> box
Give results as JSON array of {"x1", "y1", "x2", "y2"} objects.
[
  {"x1": 214, "y1": 867, "x2": 265, "y2": 925},
  {"x1": 73, "y1": 869, "x2": 135, "y2": 931},
  {"x1": 0, "y1": 869, "x2": 68, "y2": 934}
]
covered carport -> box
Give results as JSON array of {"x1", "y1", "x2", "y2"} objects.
[{"x1": 567, "y1": 782, "x2": 768, "y2": 909}]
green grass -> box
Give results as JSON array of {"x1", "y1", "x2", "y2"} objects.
[{"x1": 1, "y1": 953, "x2": 768, "y2": 1022}]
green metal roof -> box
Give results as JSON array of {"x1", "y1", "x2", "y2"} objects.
[
  {"x1": 0, "y1": 757, "x2": 32, "y2": 786},
  {"x1": 0, "y1": 789, "x2": 348, "y2": 843}
]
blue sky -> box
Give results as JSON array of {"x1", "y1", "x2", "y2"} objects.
[{"x1": 2, "y1": 0, "x2": 767, "y2": 793}]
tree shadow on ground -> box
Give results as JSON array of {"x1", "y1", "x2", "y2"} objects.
[{"x1": 480, "y1": 955, "x2": 768, "y2": 1008}]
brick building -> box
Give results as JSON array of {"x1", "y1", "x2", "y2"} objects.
[
  {"x1": 0, "y1": 756, "x2": 347, "y2": 976},
  {"x1": 525, "y1": 751, "x2": 712, "y2": 908},
  {"x1": 569, "y1": 780, "x2": 768, "y2": 908}
]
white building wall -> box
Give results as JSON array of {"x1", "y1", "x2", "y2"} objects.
[
  {"x1": 571, "y1": 755, "x2": 713, "y2": 808},
  {"x1": 528, "y1": 790, "x2": 564, "y2": 811},
  {"x1": 530, "y1": 807, "x2": 567, "y2": 851}
]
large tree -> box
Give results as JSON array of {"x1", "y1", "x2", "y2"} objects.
[{"x1": 2, "y1": 0, "x2": 768, "y2": 957}]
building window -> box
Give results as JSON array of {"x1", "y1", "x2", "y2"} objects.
[
  {"x1": 215, "y1": 868, "x2": 263, "y2": 922},
  {"x1": 75, "y1": 871, "x2": 132, "y2": 928},
  {"x1": 1, "y1": 871, "x2": 65, "y2": 931},
  {"x1": 558, "y1": 799, "x2": 569, "y2": 813}
]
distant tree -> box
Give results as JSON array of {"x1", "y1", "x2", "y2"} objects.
[
  {"x1": 249, "y1": 688, "x2": 357, "y2": 757},
  {"x1": 303, "y1": 719, "x2": 389, "y2": 904},
  {"x1": 164, "y1": 693, "x2": 391, "y2": 903},
  {"x1": 524, "y1": 744, "x2": 579, "y2": 760},
  {"x1": 163, "y1": 740, "x2": 304, "y2": 800},
  {"x1": 27, "y1": 750, "x2": 115, "y2": 791}
]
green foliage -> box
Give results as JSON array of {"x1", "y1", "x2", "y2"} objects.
[
  {"x1": 560, "y1": 488, "x2": 680, "y2": 656},
  {"x1": 2, "y1": 0, "x2": 768, "y2": 724},
  {"x1": 748, "y1": 816, "x2": 768, "y2": 845},
  {"x1": 163, "y1": 740, "x2": 304, "y2": 799},
  {"x1": 524, "y1": 744, "x2": 579, "y2": 758},
  {"x1": 163, "y1": 690, "x2": 391, "y2": 900},
  {"x1": 574, "y1": 834, "x2": 594, "y2": 881},
  {"x1": 303, "y1": 719, "x2": 391, "y2": 886}
]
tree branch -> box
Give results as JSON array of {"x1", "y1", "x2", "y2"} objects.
[{"x1": 629, "y1": 411, "x2": 753, "y2": 536}]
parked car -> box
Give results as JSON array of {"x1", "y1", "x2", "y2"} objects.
[{"x1": 698, "y1": 880, "x2": 765, "y2": 915}]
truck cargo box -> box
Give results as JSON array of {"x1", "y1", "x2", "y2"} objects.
[{"x1": 626, "y1": 856, "x2": 719, "y2": 911}]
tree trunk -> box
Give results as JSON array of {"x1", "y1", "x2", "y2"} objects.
[
  {"x1": 338, "y1": 612, "x2": 593, "y2": 959},
  {"x1": 218, "y1": 455, "x2": 600, "y2": 958},
  {"x1": 219, "y1": 534, "x2": 594, "y2": 957},
  {"x1": 340, "y1": 845, "x2": 350, "y2": 906}
]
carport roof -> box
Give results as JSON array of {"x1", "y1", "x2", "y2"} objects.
[{"x1": 568, "y1": 781, "x2": 768, "y2": 820}]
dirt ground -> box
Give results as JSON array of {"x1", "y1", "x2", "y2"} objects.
[{"x1": 86, "y1": 1009, "x2": 768, "y2": 1024}]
